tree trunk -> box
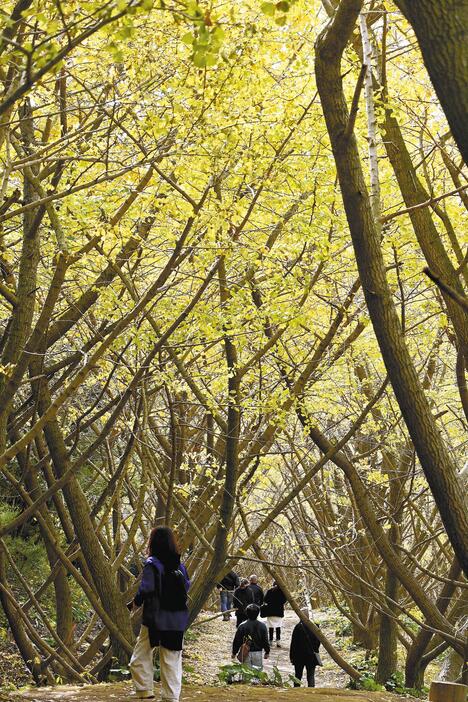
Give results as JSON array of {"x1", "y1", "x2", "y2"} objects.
[
  {"x1": 0, "y1": 549, "x2": 48, "y2": 684},
  {"x1": 0, "y1": 100, "x2": 42, "y2": 453},
  {"x1": 315, "y1": 0, "x2": 468, "y2": 579},
  {"x1": 32, "y1": 375, "x2": 134, "y2": 663},
  {"x1": 376, "y1": 468, "x2": 401, "y2": 683},
  {"x1": 376, "y1": 568, "x2": 399, "y2": 682},
  {"x1": 381, "y1": 107, "x2": 468, "y2": 366},
  {"x1": 393, "y1": 0, "x2": 468, "y2": 164},
  {"x1": 187, "y1": 258, "x2": 240, "y2": 623},
  {"x1": 405, "y1": 558, "x2": 461, "y2": 688},
  {"x1": 19, "y1": 442, "x2": 74, "y2": 645}
]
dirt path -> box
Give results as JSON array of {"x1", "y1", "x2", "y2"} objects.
[
  {"x1": 184, "y1": 608, "x2": 348, "y2": 688},
  {"x1": 7, "y1": 608, "x2": 350, "y2": 701},
  {"x1": 15, "y1": 683, "x2": 402, "y2": 702},
  {"x1": 8, "y1": 609, "x2": 419, "y2": 702},
  {"x1": 263, "y1": 609, "x2": 347, "y2": 688}
]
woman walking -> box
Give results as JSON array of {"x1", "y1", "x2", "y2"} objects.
[
  {"x1": 130, "y1": 527, "x2": 190, "y2": 701},
  {"x1": 262, "y1": 581, "x2": 287, "y2": 647},
  {"x1": 289, "y1": 613, "x2": 321, "y2": 687}
]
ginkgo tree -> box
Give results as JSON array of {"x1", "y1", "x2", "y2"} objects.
[{"x1": 0, "y1": 0, "x2": 466, "y2": 688}]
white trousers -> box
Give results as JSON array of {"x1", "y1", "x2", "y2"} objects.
[{"x1": 129, "y1": 625, "x2": 183, "y2": 701}]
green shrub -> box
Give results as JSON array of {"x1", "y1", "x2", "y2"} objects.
[
  {"x1": 385, "y1": 671, "x2": 427, "y2": 697},
  {"x1": 218, "y1": 662, "x2": 299, "y2": 687}
]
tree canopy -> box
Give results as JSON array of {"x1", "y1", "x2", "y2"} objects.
[{"x1": 0, "y1": 0, "x2": 467, "y2": 690}]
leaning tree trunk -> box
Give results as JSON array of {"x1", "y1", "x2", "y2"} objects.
[
  {"x1": 393, "y1": 0, "x2": 468, "y2": 165},
  {"x1": 32, "y1": 375, "x2": 134, "y2": 663},
  {"x1": 187, "y1": 257, "x2": 240, "y2": 623},
  {"x1": 0, "y1": 100, "x2": 42, "y2": 454},
  {"x1": 405, "y1": 557, "x2": 461, "y2": 688},
  {"x1": 0, "y1": 549, "x2": 49, "y2": 684},
  {"x1": 315, "y1": 0, "x2": 468, "y2": 579},
  {"x1": 381, "y1": 106, "x2": 468, "y2": 366}
]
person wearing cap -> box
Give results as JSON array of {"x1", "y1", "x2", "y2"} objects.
[
  {"x1": 232, "y1": 604, "x2": 270, "y2": 670},
  {"x1": 289, "y1": 612, "x2": 321, "y2": 687},
  {"x1": 233, "y1": 578, "x2": 254, "y2": 627}
]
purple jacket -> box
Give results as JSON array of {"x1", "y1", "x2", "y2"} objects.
[{"x1": 135, "y1": 556, "x2": 190, "y2": 631}]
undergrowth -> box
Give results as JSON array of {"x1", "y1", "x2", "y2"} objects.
[{"x1": 218, "y1": 662, "x2": 299, "y2": 687}]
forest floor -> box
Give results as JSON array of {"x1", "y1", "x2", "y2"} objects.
[
  {"x1": 2, "y1": 607, "x2": 437, "y2": 701},
  {"x1": 13, "y1": 683, "x2": 406, "y2": 702}
]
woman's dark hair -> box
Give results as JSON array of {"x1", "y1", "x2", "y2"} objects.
[{"x1": 147, "y1": 526, "x2": 180, "y2": 561}]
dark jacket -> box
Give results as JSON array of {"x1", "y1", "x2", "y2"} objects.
[
  {"x1": 233, "y1": 585, "x2": 254, "y2": 614},
  {"x1": 263, "y1": 586, "x2": 287, "y2": 617},
  {"x1": 247, "y1": 582, "x2": 264, "y2": 606},
  {"x1": 232, "y1": 619, "x2": 270, "y2": 656},
  {"x1": 290, "y1": 621, "x2": 320, "y2": 665},
  {"x1": 134, "y1": 555, "x2": 190, "y2": 632},
  {"x1": 217, "y1": 570, "x2": 240, "y2": 590}
]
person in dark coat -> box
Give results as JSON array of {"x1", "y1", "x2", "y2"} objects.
[
  {"x1": 233, "y1": 578, "x2": 254, "y2": 627},
  {"x1": 216, "y1": 570, "x2": 240, "y2": 620},
  {"x1": 130, "y1": 526, "x2": 190, "y2": 701},
  {"x1": 289, "y1": 613, "x2": 321, "y2": 687},
  {"x1": 263, "y1": 581, "x2": 287, "y2": 646},
  {"x1": 232, "y1": 604, "x2": 270, "y2": 670},
  {"x1": 247, "y1": 574, "x2": 264, "y2": 606}
]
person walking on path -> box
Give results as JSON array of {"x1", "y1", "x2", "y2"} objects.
[
  {"x1": 262, "y1": 581, "x2": 287, "y2": 647},
  {"x1": 130, "y1": 527, "x2": 190, "y2": 701},
  {"x1": 233, "y1": 578, "x2": 254, "y2": 627},
  {"x1": 247, "y1": 574, "x2": 264, "y2": 607},
  {"x1": 289, "y1": 613, "x2": 321, "y2": 687},
  {"x1": 232, "y1": 604, "x2": 270, "y2": 670},
  {"x1": 216, "y1": 570, "x2": 240, "y2": 620}
]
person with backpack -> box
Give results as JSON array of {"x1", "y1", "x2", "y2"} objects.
[
  {"x1": 246, "y1": 574, "x2": 264, "y2": 607},
  {"x1": 262, "y1": 581, "x2": 287, "y2": 647},
  {"x1": 289, "y1": 612, "x2": 322, "y2": 687},
  {"x1": 130, "y1": 527, "x2": 190, "y2": 701},
  {"x1": 233, "y1": 578, "x2": 254, "y2": 627},
  {"x1": 232, "y1": 604, "x2": 270, "y2": 670},
  {"x1": 216, "y1": 570, "x2": 240, "y2": 620}
]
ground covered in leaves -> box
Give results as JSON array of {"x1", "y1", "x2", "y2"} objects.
[
  {"x1": 2, "y1": 607, "x2": 441, "y2": 699},
  {"x1": 0, "y1": 640, "x2": 34, "y2": 693},
  {"x1": 184, "y1": 608, "x2": 347, "y2": 687},
  {"x1": 15, "y1": 683, "x2": 405, "y2": 702}
]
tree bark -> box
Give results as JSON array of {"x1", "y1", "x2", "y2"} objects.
[
  {"x1": 381, "y1": 107, "x2": 468, "y2": 365},
  {"x1": 0, "y1": 549, "x2": 48, "y2": 684},
  {"x1": 31, "y1": 373, "x2": 134, "y2": 663},
  {"x1": 187, "y1": 258, "x2": 240, "y2": 623},
  {"x1": 405, "y1": 557, "x2": 461, "y2": 688},
  {"x1": 315, "y1": 0, "x2": 468, "y2": 579},
  {"x1": 393, "y1": 0, "x2": 468, "y2": 164}
]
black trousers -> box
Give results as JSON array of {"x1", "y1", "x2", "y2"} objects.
[
  {"x1": 268, "y1": 626, "x2": 281, "y2": 641},
  {"x1": 293, "y1": 661, "x2": 316, "y2": 687}
]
